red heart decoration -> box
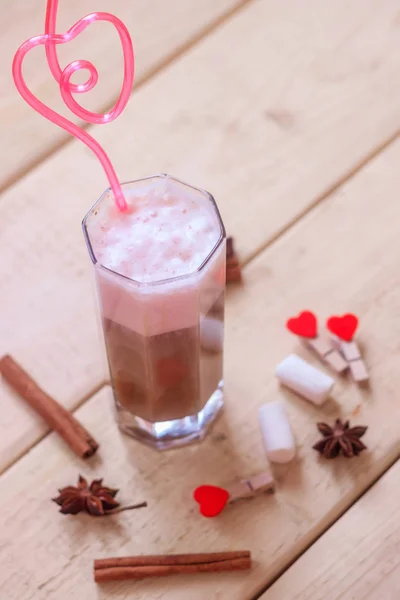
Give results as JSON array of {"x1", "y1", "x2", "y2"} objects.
[
  {"x1": 286, "y1": 311, "x2": 317, "y2": 339},
  {"x1": 326, "y1": 314, "x2": 358, "y2": 342},
  {"x1": 193, "y1": 485, "x2": 229, "y2": 518}
]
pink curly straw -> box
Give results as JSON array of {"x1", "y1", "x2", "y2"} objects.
[{"x1": 12, "y1": 0, "x2": 134, "y2": 211}]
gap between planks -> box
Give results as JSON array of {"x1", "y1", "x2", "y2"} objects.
[
  {"x1": 242, "y1": 127, "x2": 400, "y2": 269},
  {"x1": 0, "y1": 0, "x2": 255, "y2": 200},
  {"x1": 251, "y1": 444, "x2": 400, "y2": 600},
  {"x1": 2, "y1": 128, "x2": 400, "y2": 476}
]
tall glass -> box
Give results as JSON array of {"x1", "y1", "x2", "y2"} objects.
[{"x1": 82, "y1": 174, "x2": 226, "y2": 449}]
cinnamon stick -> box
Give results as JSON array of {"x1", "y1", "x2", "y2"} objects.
[
  {"x1": 1, "y1": 355, "x2": 98, "y2": 459},
  {"x1": 226, "y1": 236, "x2": 242, "y2": 283},
  {"x1": 95, "y1": 551, "x2": 250, "y2": 569},
  {"x1": 94, "y1": 551, "x2": 251, "y2": 582},
  {"x1": 226, "y1": 263, "x2": 242, "y2": 283}
]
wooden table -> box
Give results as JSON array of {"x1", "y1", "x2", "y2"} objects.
[{"x1": 1, "y1": 1, "x2": 400, "y2": 598}]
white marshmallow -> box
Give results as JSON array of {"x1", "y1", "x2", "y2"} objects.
[
  {"x1": 275, "y1": 354, "x2": 334, "y2": 406},
  {"x1": 259, "y1": 401, "x2": 296, "y2": 464}
]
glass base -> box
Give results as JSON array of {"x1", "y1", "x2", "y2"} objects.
[{"x1": 116, "y1": 381, "x2": 224, "y2": 450}]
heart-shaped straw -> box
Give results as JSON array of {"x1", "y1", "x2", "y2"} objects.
[{"x1": 12, "y1": 0, "x2": 134, "y2": 212}]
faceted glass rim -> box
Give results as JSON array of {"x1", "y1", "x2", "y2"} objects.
[{"x1": 82, "y1": 173, "x2": 226, "y2": 288}]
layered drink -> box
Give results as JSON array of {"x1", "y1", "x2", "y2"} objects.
[{"x1": 83, "y1": 174, "x2": 226, "y2": 449}]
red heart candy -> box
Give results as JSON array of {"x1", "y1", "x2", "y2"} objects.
[
  {"x1": 193, "y1": 485, "x2": 229, "y2": 518},
  {"x1": 326, "y1": 314, "x2": 358, "y2": 342},
  {"x1": 286, "y1": 311, "x2": 317, "y2": 339}
]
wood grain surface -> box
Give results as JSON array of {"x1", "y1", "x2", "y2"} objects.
[
  {"x1": 1, "y1": 129, "x2": 400, "y2": 599},
  {"x1": 2, "y1": 2, "x2": 400, "y2": 596},
  {"x1": 1, "y1": 0, "x2": 400, "y2": 473},
  {"x1": 262, "y1": 460, "x2": 400, "y2": 600},
  {"x1": 1, "y1": 0, "x2": 246, "y2": 191}
]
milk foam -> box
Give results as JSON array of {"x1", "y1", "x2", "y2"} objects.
[
  {"x1": 85, "y1": 179, "x2": 225, "y2": 336},
  {"x1": 89, "y1": 187, "x2": 219, "y2": 283}
]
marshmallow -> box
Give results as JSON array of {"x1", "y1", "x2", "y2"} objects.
[
  {"x1": 259, "y1": 401, "x2": 296, "y2": 464},
  {"x1": 200, "y1": 317, "x2": 224, "y2": 352},
  {"x1": 275, "y1": 354, "x2": 334, "y2": 406}
]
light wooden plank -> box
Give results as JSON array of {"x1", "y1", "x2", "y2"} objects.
[
  {"x1": 0, "y1": 387, "x2": 264, "y2": 600},
  {"x1": 1, "y1": 0, "x2": 245, "y2": 189},
  {"x1": 1, "y1": 0, "x2": 400, "y2": 471},
  {"x1": 2, "y1": 136, "x2": 400, "y2": 597},
  {"x1": 1, "y1": 124, "x2": 400, "y2": 600},
  {"x1": 261, "y1": 460, "x2": 400, "y2": 600}
]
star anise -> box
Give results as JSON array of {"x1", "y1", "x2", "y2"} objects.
[
  {"x1": 53, "y1": 475, "x2": 147, "y2": 516},
  {"x1": 313, "y1": 419, "x2": 368, "y2": 459}
]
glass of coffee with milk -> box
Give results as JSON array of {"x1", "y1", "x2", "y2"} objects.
[{"x1": 83, "y1": 174, "x2": 226, "y2": 449}]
